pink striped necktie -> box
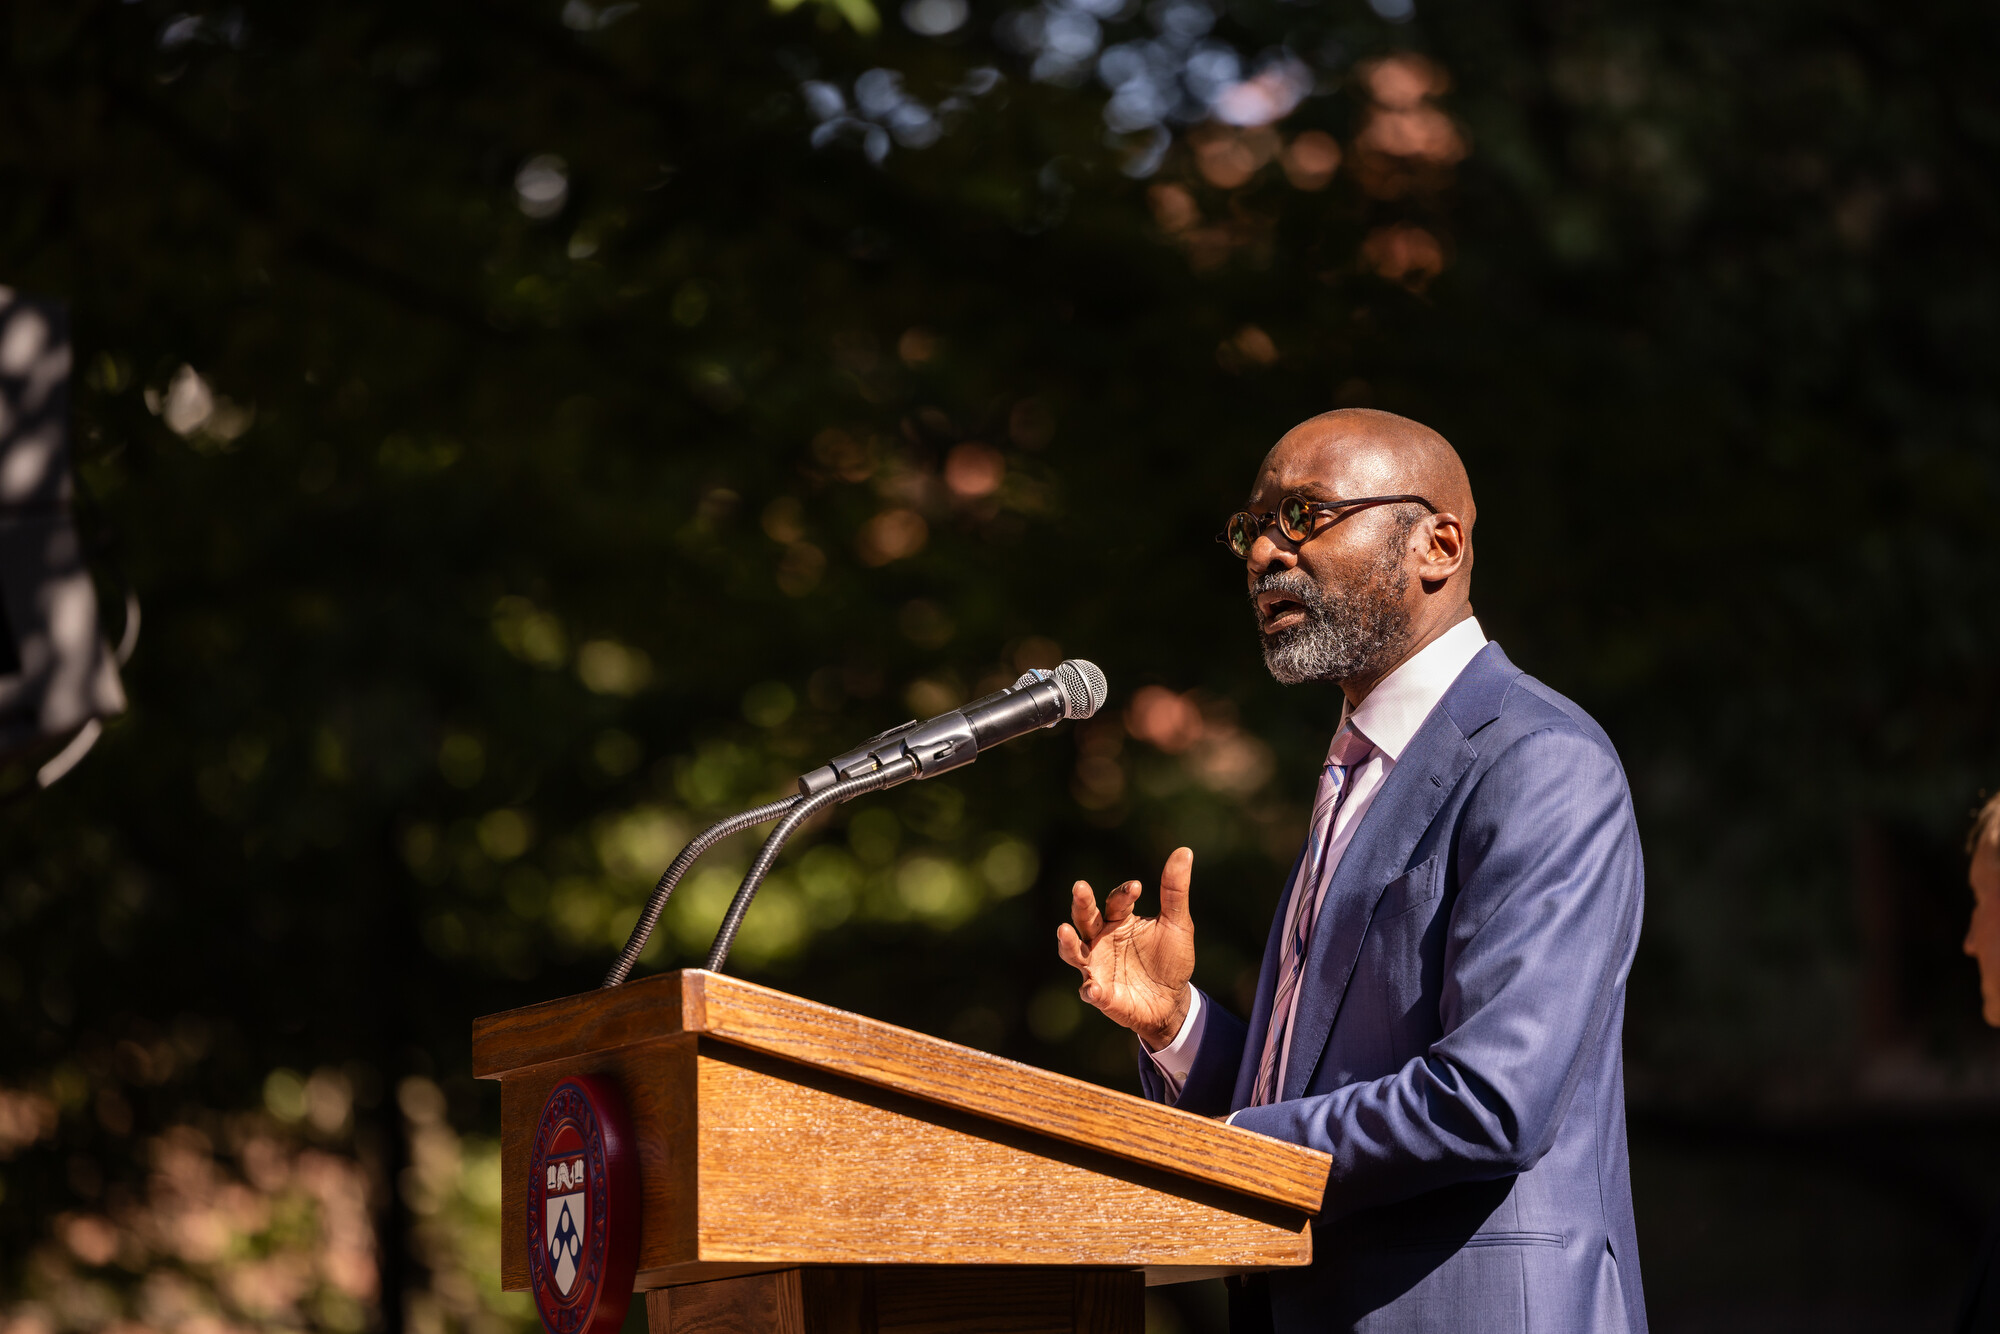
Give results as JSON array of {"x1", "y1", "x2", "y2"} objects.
[{"x1": 1250, "y1": 723, "x2": 1377, "y2": 1107}]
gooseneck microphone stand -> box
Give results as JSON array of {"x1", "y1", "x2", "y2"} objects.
[
  {"x1": 602, "y1": 658, "x2": 1105, "y2": 986},
  {"x1": 702, "y1": 759, "x2": 913, "y2": 971},
  {"x1": 599, "y1": 758, "x2": 916, "y2": 986},
  {"x1": 600, "y1": 795, "x2": 802, "y2": 987}
]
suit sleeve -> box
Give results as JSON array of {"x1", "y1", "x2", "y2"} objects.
[
  {"x1": 1227, "y1": 725, "x2": 1644, "y2": 1220},
  {"x1": 1134, "y1": 988, "x2": 1248, "y2": 1115}
]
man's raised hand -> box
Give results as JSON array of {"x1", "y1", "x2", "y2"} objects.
[{"x1": 1055, "y1": 846, "x2": 1196, "y2": 1051}]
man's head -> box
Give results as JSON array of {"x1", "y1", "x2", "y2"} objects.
[
  {"x1": 1239, "y1": 409, "x2": 1476, "y2": 699},
  {"x1": 1965, "y1": 794, "x2": 2000, "y2": 1026}
]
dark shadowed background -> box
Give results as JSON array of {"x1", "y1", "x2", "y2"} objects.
[{"x1": 3, "y1": 0, "x2": 1999, "y2": 1330}]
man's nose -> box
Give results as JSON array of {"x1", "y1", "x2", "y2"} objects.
[
  {"x1": 1246, "y1": 529, "x2": 1297, "y2": 578},
  {"x1": 1967, "y1": 917, "x2": 1981, "y2": 956}
]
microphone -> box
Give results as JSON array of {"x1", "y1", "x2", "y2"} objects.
[{"x1": 798, "y1": 659, "x2": 1109, "y2": 796}]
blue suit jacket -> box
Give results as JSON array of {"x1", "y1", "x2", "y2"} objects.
[{"x1": 1140, "y1": 644, "x2": 1647, "y2": 1333}]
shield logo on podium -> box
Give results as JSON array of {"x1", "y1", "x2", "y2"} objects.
[
  {"x1": 543, "y1": 1132, "x2": 586, "y2": 1295},
  {"x1": 527, "y1": 1076, "x2": 637, "y2": 1334}
]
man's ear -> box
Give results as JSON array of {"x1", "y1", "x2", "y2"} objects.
[{"x1": 1416, "y1": 513, "x2": 1468, "y2": 580}]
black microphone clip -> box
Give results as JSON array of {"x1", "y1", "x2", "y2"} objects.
[{"x1": 796, "y1": 660, "x2": 1107, "y2": 796}]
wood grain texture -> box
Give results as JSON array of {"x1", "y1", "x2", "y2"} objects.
[
  {"x1": 648, "y1": 1270, "x2": 805, "y2": 1334},
  {"x1": 1071, "y1": 1272, "x2": 1143, "y2": 1334},
  {"x1": 688, "y1": 1045, "x2": 1309, "y2": 1272},
  {"x1": 634, "y1": 1262, "x2": 798, "y2": 1291},
  {"x1": 800, "y1": 1270, "x2": 874, "y2": 1334},
  {"x1": 473, "y1": 970, "x2": 693, "y2": 1078},
  {"x1": 872, "y1": 1269, "x2": 1074, "y2": 1334},
  {"x1": 498, "y1": 1038, "x2": 701, "y2": 1290},
  {"x1": 473, "y1": 969, "x2": 1327, "y2": 1216},
  {"x1": 497, "y1": 1041, "x2": 1309, "y2": 1289}
]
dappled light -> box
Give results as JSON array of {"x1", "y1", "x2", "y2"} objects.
[
  {"x1": 1352, "y1": 54, "x2": 1466, "y2": 200},
  {"x1": 574, "y1": 640, "x2": 653, "y2": 697},
  {"x1": 855, "y1": 508, "x2": 929, "y2": 565},
  {"x1": 1361, "y1": 224, "x2": 1445, "y2": 289},
  {"x1": 0, "y1": 1064, "x2": 527, "y2": 1334},
  {"x1": 6, "y1": 0, "x2": 1998, "y2": 1326},
  {"x1": 1216, "y1": 324, "x2": 1279, "y2": 371},
  {"x1": 512, "y1": 157, "x2": 568, "y2": 220},
  {"x1": 800, "y1": 67, "x2": 1000, "y2": 164},
  {"x1": 1280, "y1": 131, "x2": 1340, "y2": 190},
  {"x1": 1189, "y1": 125, "x2": 1280, "y2": 189},
  {"x1": 943, "y1": 443, "x2": 1005, "y2": 499},
  {"x1": 145, "y1": 366, "x2": 253, "y2": 448},
  {"x1": 1125, "y1": 687, "x2": 1276, "y2": 797}
]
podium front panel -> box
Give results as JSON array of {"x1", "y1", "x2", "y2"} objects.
[{"x1": 476, "y1": 972, "x2": 1327, "y2": 1291}]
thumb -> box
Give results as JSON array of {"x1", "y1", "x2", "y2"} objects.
[{"x1": 1158, "y1": 846, "x2": 1194, "y2": 928}]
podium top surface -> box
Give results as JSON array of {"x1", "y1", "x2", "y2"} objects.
[{"x1": 473, "y1": 969, "x2": 1328, "y2": 1216}]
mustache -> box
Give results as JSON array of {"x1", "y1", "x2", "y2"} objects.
[{"x1": 1248, "y1": 568, "x2": 1326, "y2": 615}]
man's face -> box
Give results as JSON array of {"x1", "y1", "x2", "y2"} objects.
[
  {"x1": 1965, "y1": 841, "x2": 2000, "y2": 1027},
  {"x1": 1242, "y1": 432, "x2": 1419, "y2": 687}
]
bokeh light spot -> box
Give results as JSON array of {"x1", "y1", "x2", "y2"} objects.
[
  {"x1": 944, "y1": 442, "x2": 1005, "y2": 498},
  {"x1": 856, "y1": 507, "x2": 929, "y2": 565},
  {"x1": 903, "y1": 0, "x2": 968, "y2": 35},
  {"x1": 476, "y1": 809, "x2": 534, "y2": 861},
  {"x1": 576, "y1": 639, "x2": 654, "y2": 696},
  {"x1": 513, "y1": 154, "x2": 569, "y2": 218},
  {"x1": 263, "y1": 1069, "x2": 307, "y2": 1123},
  {"x1": 848, "y1": 808, "x2": 901, "y2": 866},
  {"x1": 1028, "y1": 983, "x2": 1083, "y2": 1041},
  {"x1": 438, "y1": 733, "x2": 485, "y2": 788},
  {"x1": 981, "y1": 837, "x2": 1040, "y2": 897},
  {"x1": 591, "y1": 729, "x2": 642, "y2": 778},
  {"x1": 742, "y1": 681, "x2": 798, "y2": 727},
  {"x1": 1282, "y1": 131, "x2": 1341, "y2": 190}
]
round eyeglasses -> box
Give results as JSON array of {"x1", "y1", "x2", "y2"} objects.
[{"x1": 1217, "y1": 493, "x2": 1437, "y2": 560}]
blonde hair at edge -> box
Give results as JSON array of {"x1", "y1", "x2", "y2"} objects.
[
  {"x1": 1972, "y1": 793, "x2": 2000, "y2": 861},
  {"x1": 1967, "y1": 792, "x2": 2000, "y2": 1029}
]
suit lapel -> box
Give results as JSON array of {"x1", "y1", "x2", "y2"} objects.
[{"x1": 1279, "y1": 642, "x2": 1520, "y2": 1101}]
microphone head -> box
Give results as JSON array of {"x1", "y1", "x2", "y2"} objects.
[
  {"x1": 1014, "y1": 659, "x2": 1108, "y2": 720},
  {"x1": 1055, "y1": 659, "x2": 1109, "y2": 719}
]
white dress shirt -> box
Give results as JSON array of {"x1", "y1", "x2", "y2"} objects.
[{"x1": 1146, "y1": 616, "x2": 1489, "y2": 1100}]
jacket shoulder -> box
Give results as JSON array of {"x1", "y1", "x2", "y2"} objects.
[
  {"x1": 1437, "y1": 641, "x2": 1627, "y2": 777},
  {"x1": 1480, "y1": 672, "x2": 1625, "y2": 771}
]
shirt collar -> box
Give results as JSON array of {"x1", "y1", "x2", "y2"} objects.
[{"x1": 1341, "y1": 616, "x2": 1488, "y2": 761}]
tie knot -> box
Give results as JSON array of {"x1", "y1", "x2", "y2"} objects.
[{"x1": 1327, "y1": 725, "x2": 1375, "y2": 769}]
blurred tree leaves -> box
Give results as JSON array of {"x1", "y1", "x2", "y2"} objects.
[
  {"x1": 2, "y1": 0, "x2": 1999, "y2": 1323},
  {"x1": 773, "y1": 0, "x2": 884, "y2": 37}
]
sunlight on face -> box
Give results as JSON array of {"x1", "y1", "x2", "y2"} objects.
[{"x1": 1964, "y1": 840, "x2": 2000, "y2": 1027}]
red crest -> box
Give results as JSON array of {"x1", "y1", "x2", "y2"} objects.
[{"x1": 527, "y1": 1075, "x2": 638, "y2": 1334}]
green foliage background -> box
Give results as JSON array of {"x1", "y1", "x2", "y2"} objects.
[{"x1": 3, "y1": 0, "x2": 1999, "y2": 1328}]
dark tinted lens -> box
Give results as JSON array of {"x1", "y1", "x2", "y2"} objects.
[
  {"x1": 1226, "y1": 513, "x2": 1257, "y2": 558},
  {"x1": 1279, "y1": 495, "x2": 1312, "y2": 541}
]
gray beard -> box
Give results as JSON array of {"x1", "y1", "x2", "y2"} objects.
[{"x1": 1252, "y1": 548, "x2": 1412, "y2": 686}]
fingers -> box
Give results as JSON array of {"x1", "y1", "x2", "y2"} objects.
[
  {"x1": 1055, "y1": 923, "x2": 1091, "y2": 975},
  {"x1": 1101, "y1": 880, "x2": 1142, "y2": 925},
  {"x1": 1058, "y1": 924, "x2": 1111, "y2": 1008},
  {"x1": 1157, "y1": 847, "x2": 1194, "y2": 928},
  {"x1": 1070, "y1": 880, "x2": 1103, "y2": 941}
]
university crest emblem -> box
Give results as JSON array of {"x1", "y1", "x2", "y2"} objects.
[{"x1": 527, "y1": 1075, "x2": 638, "y2": 1334}]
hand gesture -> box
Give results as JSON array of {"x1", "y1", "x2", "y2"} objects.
[{"x1": 1056, "y1": 846, "x2": 1196, "y2": 1051}]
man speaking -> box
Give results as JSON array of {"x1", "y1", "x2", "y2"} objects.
[{"x1": 1057, "y1": 410, "x2": 1647, "y2": 1332}]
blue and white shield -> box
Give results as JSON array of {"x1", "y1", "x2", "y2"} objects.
[
  {"x1": 545, "y1": 1189, "x2": 585, "y2": 1295},
  {"x1": 528, "y1": 1077, "x2": 635, "y2": 1334}
]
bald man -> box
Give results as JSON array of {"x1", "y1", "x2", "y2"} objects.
[{"x1": 1058, "y1": 410, "x2": 1648, "y2": 1333}]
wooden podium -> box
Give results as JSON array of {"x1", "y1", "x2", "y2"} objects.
[{"x1": 473, "y1": 970, "x2": 1328, "y2": 1334}]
